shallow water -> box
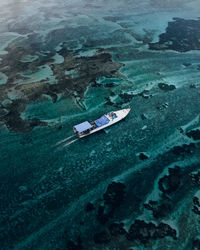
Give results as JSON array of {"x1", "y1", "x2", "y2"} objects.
[{"x1": 1, "y1": 0, "x2": 200, "y2": 249}]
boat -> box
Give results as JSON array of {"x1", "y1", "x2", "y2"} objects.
[{"x1": 73, "y1": 107, "x2": 131, "y2": 138}]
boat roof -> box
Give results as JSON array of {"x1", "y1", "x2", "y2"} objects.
[
  {"x1": 95, "y1": 115, "x2": 110, "y2": 127},
  {"x1": 74, "y1": 121, "x2": 92, "y2": 132}
]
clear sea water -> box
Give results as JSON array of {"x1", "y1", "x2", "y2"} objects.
[{"x1": 1, "y1": 0, "x2": 200, "y2": 249}]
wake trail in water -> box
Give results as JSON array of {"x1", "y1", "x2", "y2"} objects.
[
  {"x1": 55, "y1": 135, "x2": 76, "y2": 146},
  {"x1": 63, "y1": 138, "x2": 78, "y2": 147},
  {"x1": 55, "y1": 137, "x2": 78, "y2": 151}
]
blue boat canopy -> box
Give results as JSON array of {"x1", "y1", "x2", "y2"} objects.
[
  {"x1": 95, "y1": 115, "x2": 110, "y2": 127},
  {"x1": 74, "y1": 121, "x2": 92, "y2": 133}
]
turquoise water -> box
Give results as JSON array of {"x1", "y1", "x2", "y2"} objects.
[{"x1": 1, "y1": 0, "x2": 200, "y2": 249}]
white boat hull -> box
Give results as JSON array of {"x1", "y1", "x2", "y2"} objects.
[{"x1": 75, "y1": 108, "x2": 131, "y2": 138}]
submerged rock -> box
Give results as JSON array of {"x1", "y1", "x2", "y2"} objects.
[
  {"x1": 94, "y1": 230, "x2": 111, "y2": 244},
  {"x1": 183, "y1": 62, "x2": 191, "y2": 67},
  {"x1": 138, "y1": 152, "x2": 149, "y2": 160},
  {"x1": 109, "y1": 222, "x2": 126, "y2": 236},
  {"x1": 67, "y1": 237, "x2": 83, "y2": 250},
  {"x1": 190, "y1": 83, "x2": 196, "y2": 88},
  {"x1": 192, "y1": 194, "x2": 200, "y2": 215},
  {"x1": 104, "y1": 82, "x2": 115, "y2": 88},
  {"x1": 0, "y1": 46, "x2": 124, "y2": 132},
  {"x1": 149, "y1": 18, "x2": 200, "y2": 52},
  {"x1": 186, "y1": 129, "x2": 200, "y2": 140},
  {"x1": 141, "y1": 113, "x2": 148, "y2": 120},
  {"x1": 139, "y1": 90, "x2": 152, "y2": 99},
  {"x1": 192, "y1": 238, "x2": 200, "y2": 250},
  {"x1": 127, "y1": 220, "x2": 177, "y2": 243},
  {"x1": 0, "y1": 108, "x2": 8, "y2": 117},
  {"x1": 119, "y1": 93, "x2": 134, "y2": 103},
  {"x1": 97, "y1": 205, "x2": 111, "y2": 224},
  {"x1": 58, "y1": 125, "x2": 63, "y2": 130},
  {"x1": 18, "y1": 186, "x2": 28, "y2": 192},
  {"x1": 144, "y1": 201, "x2": 172, "y2": 218},
  {"x1": 172, "y1": 143, "x2": 196, "y2": 155},
  {"x1": 158, "y1": 83, "x2": 176, "y2": 91},
  {"x1": 85, "y1": 202, "x2": 95, "y2": 212},
  {"x1": 30, "y1": 118, "x2": 47, "y2": 128},
  {"x1": 103, "y1": 182, "x2": 126, "y2": 207},
  {"x1": 158, "y1": 166, "x2": 181, "y2": 195},
  {"x1": 191, "y1": 171, "x2": 200, "y2": 186},
  {"x1": 162, "y1": 102, "x2": 169, "y2": 109},
  {"x1": 96, "y1": 182, "x2": 126, "y2": 224}
]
